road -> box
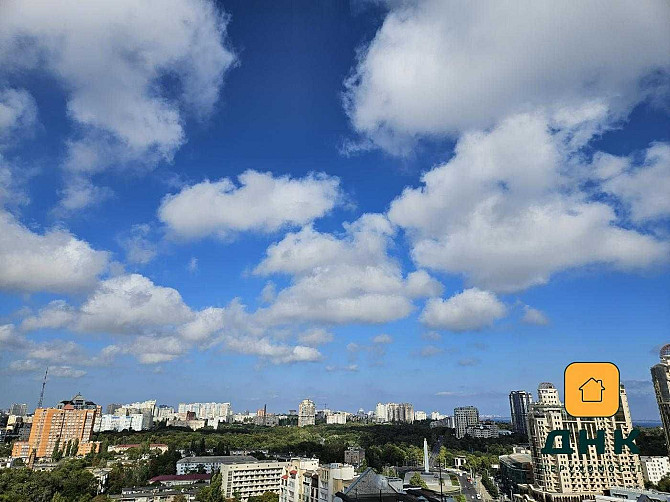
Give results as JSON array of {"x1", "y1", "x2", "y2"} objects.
[{"x1": 456, "y1": 471, "x2": 480, "y2": 501}]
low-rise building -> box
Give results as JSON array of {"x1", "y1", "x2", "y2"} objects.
[
  {"x1": 343, "y1": 447, "x2": 365, "y2": 468},
  {"x1": 97, "y1": 413, "x2": 152, "y2": 432},
  {"x1": 465, "y1": 421, "x2": 499, "y2": 438},
  {"x1": 326, "y1": 413, "x2": 347, "y2": 425},
  {"x1": 317, "y1": 463, "x2": 356, "y2": 502},
  {"x1": 640, "y1": 456, "x2": 670, "y2": 485},
  {"x1": 499, "y1": 453, "x2": 533, "y2": 493}
]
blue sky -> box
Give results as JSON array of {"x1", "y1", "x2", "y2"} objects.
[{"x1": 0, "y1": 0, "x2": 669, "y2": 420}]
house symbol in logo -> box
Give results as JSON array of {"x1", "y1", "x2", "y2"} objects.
[{"x1": 579, "y1": 378, "x2": 605, "y2": 402}]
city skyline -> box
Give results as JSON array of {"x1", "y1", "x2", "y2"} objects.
[{"x1": 1, "y1": 0, "x2": 669, "y2": 421}]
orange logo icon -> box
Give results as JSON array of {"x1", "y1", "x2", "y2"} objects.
[{"x1": 565, "y1": 362, "x2": 620, "y2": 417}]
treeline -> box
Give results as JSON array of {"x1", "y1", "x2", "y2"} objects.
[
  {"x1": 94, "y1": 422, "x2": 522, "y2": 472},
  {"x1": 0, "y1": 459, "x2": 102, "y2": 502}
]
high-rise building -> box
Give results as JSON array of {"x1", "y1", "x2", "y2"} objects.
[
  {"x1": 387, "y1": 403, "x2": 414, "y2": 423},
  {"x1": 298, "y1": 399, "x2": 316, "y2": 427},
  {"x1": 375, "y1": 403, "x2": 388, "y2": 422},
  {"x1": 509, "y1": 390, "x2": 533, "y2": 436},
  {"x1": 11, "y1": 393, "x2": 100, "y2": 460},
  {"x1": 454, "y1": 406, "x2": 479, "y2": 439},
  {"x1": 651, "y1": 344, "x2": 670, "y2": 454},
  {"x1": 178, "y1": 402, "x2": 232, "y2": 421},
  {"x1": 527, "y1": 382, "x2": 643, "y2": 499},
  {"x1": 9, "y1": 403, "x2": 27, "y2": 416}
]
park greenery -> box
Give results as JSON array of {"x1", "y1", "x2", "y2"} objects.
[{"x1": 0, "y1": 423, "x2": 664, "y2": 500}]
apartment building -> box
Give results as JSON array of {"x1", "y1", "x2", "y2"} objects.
[
  {"x1": 640, "y1": 456, "x2": 670, "y2": 485},
  {"x1": 280, "y1": 458, "x2": 319, "y2": 502},
  {"x1": 11, "y1": 393, "x2": 100, "y2": 460},
  {"x1": 219, "y1": 458, "x2": 287, "y2": 501},
  {"x1": 527, "y1": 382, "x2": 644, "y2": 501},
  {"x1": 509, "y1": 390, "x2": 533, "y2": 436},
  {"x1": 454, "y1": 406, "x2": 479, "y2": 439},
  {"x1": 97, "y1": 413, "x2": 152, "y2": 432},
  {"x1": 298, "y1": 399, "x2": 316, "y2": 427},
  {"x1": 178, "y1": 402, "x2": 233, "y2": 421}
]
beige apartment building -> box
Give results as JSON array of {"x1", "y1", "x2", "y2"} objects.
[
  {"x1": 298, "y1": 399, "x2": 316, "y2": 427},
  {"x1": 526, "y1": 382, "x2": 643, "y2": 502},
  {"x1": 11, "y1": 393, "x2": 100, "y2": 461},
  {"x1": 219, "y1": 458, "x2": 287, "y2": 501}
]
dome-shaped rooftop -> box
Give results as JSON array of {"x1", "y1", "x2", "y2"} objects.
[
  {"x1": 661, "y1": 344, "x2": 670, "y2": 359},
  {"x1": 539, "y1": 382, "x2": 555, "y2": 389}
]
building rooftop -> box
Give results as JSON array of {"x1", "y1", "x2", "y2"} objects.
[
  {"x1": 176, "y1": 455, "x2": 258, "y2": 464},
  {"x1": 148, "y1": 473, "x2": 211, "y2": 484}
]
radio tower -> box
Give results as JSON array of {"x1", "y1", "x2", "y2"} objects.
[{"x1": 37, "y1": 367, "x2": 48, "y2": 409}]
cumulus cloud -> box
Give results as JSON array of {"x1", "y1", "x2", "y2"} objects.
[
  {"x1": 225, "y1": 337, "x2": 322, "y2": 365},
  {"x1": 159, "y1": 171, "x2": 342, "y2": 239},
  {"x1": 0, "y1": 0, "x2": 236, "y2": 207},
  {"x1": 75, "y1": 274, "x2": 194, "y2": 334},
  {"x1": 344, "y1": 0, "x2": 670, "y2": 152},
  {"x1": 0, "y1": 211, "x2": 109, "y2": 293},
  {"x1": 421, "y1": 288, "x2": 507, "y2": 332},
  {"x1": 256, "y1": 214, "x2": 441, "y2": 324},
  {"x1": 389, "y1": 113, "x2": 670, "y2": 292},
  {"x1": 521, "y1": 306, "x2": 550, "y2": 326}
]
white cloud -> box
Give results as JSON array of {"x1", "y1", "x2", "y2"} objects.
[
  {"x1": 129, "y1": 335, "x2": 189, "y2": 364},
  {"x1": 420, "y1": 288, "x2": 507, "y2": 332},
  {"x1": 372, "y1": 333, "x2": 393, "y2": 345},
  {"x1": 225, "y1": 337, "x2": 322, "y2": 365},
  {"x1": 297, "y1": 328, "x2": 333, "y2": 346},
  {"x1": 0, "y1": 210, "x2": 109, "y2": 293},
  {"x1": 344, "y1": 0, "x2": 670, "y2": 152},
  {"x1": 521, "y1": 306, "x2": 550, "y2": 326},
  {"x1": 0, "y1": 0, "x2": 236, "y2": 207},
  {"x1": 389, "y1": 113, "x2": 669, "y2": 292},
  {"x1": 256, "y1": 214, "x2": 441, "y2": 324},
  {"x1": 75, "y1": 274, "x2": 194, "y2": 334},
  {"x1": 159, "y1": 171, "x2": 342, "y2": 239},
  {"x1": 599, "y1": 143, "x2": 670, "y2": 222}
]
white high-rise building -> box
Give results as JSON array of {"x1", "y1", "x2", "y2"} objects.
[
  {"x1": 97, "y1": 413, "x2": 152, "y2": 432},
  {"x1": 640, "y1": 456, "x2": 670, "y2": 485},
  {"x1": 375, "y1": 403, "x2": 388, "y2": 422},
  {"x1": 414, "y1": 410, "x2": 427, "y2": 421},
  {"x1": 298, "y1": 399, "x2": 316, "y2": 427},
  {"x1": 454, "y1": 406, "x2": 479, "y2": 439},
  {"x1": 326, "y1": 412, "x2": 347, "y2": 425},
  {"x1": 527, "y1": 382, "x2": 644, "y2": 499},
  {"x1": 177, "y1": 402, "x2": 232, "y2": 421}
]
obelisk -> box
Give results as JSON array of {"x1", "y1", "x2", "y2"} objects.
[{"x1": 423, "y1": 438, "x2": 429, "y2": 473}]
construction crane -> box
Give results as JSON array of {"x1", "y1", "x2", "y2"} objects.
[{"x1": 37, "y1": 367, "x2": 48, "y2": 409}]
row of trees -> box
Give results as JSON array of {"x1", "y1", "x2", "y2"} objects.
[{"x1": 0, "y1": 459, "x2": 99, "y2": 502}]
